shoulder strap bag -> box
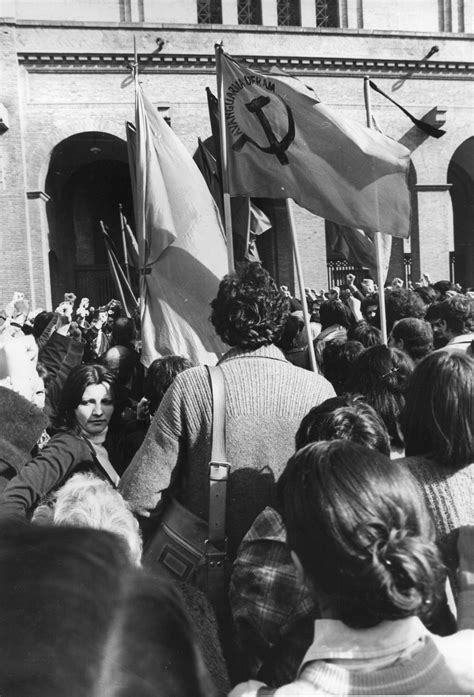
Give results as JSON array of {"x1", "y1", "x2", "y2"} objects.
[{"x1": 142, "y1": 365, "x2": 229, "y2": 611}]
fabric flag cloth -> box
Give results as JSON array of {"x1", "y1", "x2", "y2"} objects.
[
  {"x1": 130, "y1": 84, "x2": 228, "y2": 367},
  {"x1": 217, "y1": 50, "x2": 411, "y2": 237},
  {"x1": 326, "y1": 221, "x2": 392, "y2": 284},
  {"x1": 205, "y1": 87, "x2": 272, "y2": 261},
  {"x1": 369, "y1": 80, "x2": 446, "y2": 139}
]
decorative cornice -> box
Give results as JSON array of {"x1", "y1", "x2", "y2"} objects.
[{"x1": 17, "y1": 52, "x2": 474, "y2": 79}]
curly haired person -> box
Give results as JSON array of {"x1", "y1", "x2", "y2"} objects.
[{"x1": 120, "y1": 262, "x2": 335, "y2": 558}]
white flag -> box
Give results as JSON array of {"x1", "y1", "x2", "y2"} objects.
[{"x1": 131, "y1": 84, "x2": 229, "y2": 366}]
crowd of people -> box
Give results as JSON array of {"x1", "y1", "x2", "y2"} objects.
[{"x1": 0, "y1": 263, "x2": 472, "y2": 696}]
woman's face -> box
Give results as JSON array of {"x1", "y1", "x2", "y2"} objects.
[{"x1": 74, "y1": 382, "x2": 114, "y2": 437}]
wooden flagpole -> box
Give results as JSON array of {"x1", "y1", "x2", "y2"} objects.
[
  {"x1": 363, "y1": 76, "x2": 388, "y2": 345},
  {"x1": 132, "y1": 34, "x2": 146, "y2": 327},
  {"x1": 215, "y1": 42, "x2": 235, "y2": 273},
  {"x1": 286, "y1": 200, "x2": 318, "y2": 373},
  {"x1": 119, "y1": 203, "x2": 131, "y2": 284}
]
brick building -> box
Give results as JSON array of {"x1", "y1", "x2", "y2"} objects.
[{"x1": 0, "y1": 0, "x2": 473, "y2": 308}]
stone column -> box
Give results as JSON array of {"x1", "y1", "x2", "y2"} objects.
[
  {"x1": 26, "y1": 191, "x2": 52, "y2": 310},
  {"x1": 291, "y1": 204, "x2": 328, "y2": 291},
  {"x1": 222, "y1": 0, "x2": 238, "y2": 24},
  {"x1": 142, "y1": 0, "x2": 196, "y2": 23},
  {"x1": 261, "y1": 0, "x2": 278, "y2": 26},
  {"x1": 413, "y1": 184, "x2": 453, "y2": 281},
  {"x1": 345, "y1": 0, "x2": 363, "y2": 27},
  {"x1": 0, "y1": 23, "x2": 37, "y2": 307},
  {"x1": 300, "y1": 0, "x2": 316, "y2": 27}
]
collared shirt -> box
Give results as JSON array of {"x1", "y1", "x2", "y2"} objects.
[
  {"x1": 230, "y1": 506, "x2": 318, "y2": 684},
  {"x1": 445, "y1": 332, "x2": 474, "y2": 353},
  {"x1": 300, "y1": 617, "x2": 427, "y2": 670}
]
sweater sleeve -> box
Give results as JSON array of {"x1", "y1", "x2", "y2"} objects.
[
  {"x1": 119, "y1": 374, "x2": 186, "y2": 519},
  {"x1": 0, "y1": 433, "x2": 90, "y2": 521}
]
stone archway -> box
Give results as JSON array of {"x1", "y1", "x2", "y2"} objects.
[
  {"x1": 448, "y1": 137, "x2": 474, "y2": 288},
  {"x1": 45, "y1": 132, "x2": 134, "y2": 307}
]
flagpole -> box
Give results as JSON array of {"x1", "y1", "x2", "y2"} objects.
[
  {"x1": 215, "y1": 42, "x2": 235, "y2": 272},
  {"x1": 132, "y1": 34, "x2": 147, "y2": 330},
  {"x1": 363, "y1": 76, "x2": 388, "y2": 345},
  {"x1": 286, "y1": 200, "x2": 318, "y2": 373},
  {"x1": 119, "y1": 203, "x2": 131, "y2": 284},
  {"x1": 100, "y1": 220, "x2": 130, "y2": 317}
]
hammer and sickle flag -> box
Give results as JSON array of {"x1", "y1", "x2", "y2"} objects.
[{"x1": 218, "y1": 51, "x2": 411, "y2": 237}]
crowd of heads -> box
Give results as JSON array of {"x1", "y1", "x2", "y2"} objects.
[{"x1": 0, "y1": 262, "x2": 473, "y2": 696}]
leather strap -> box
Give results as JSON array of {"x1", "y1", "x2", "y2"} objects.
[
  {"x1": 206, "y1": 365, "x2": 229, "y2": 547},
  {"x1": 82, "y1": 435, "x2": 120, "y2": 487}
]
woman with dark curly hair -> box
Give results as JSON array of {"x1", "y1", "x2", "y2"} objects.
[
  {"x1": 0, "y1": 364, "x2": 121, "y2": 521},
  {"x1": 120, "y1": 262, "x2": 335, "y2": 557}
]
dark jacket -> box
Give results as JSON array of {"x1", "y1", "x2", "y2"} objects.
[{"x1": 0, "y1": 431, "x2": 115, "y2": 521}]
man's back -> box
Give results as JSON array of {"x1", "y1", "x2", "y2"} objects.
[{"x1": 120, "y1": 344, "x2": 335, "y2": 555}]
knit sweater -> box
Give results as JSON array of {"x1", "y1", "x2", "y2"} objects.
[
  {"x1": 230, "y1": 610, "x2": 474, "y2": 695},
  {"x1": 119, "y1": 344, "x2": 335, "y2": 556},
  {"x1": 400, "y1": 455, "x2": 474, "y2": 588}
]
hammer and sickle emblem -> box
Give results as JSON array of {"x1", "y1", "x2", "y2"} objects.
[{"x1": 232, "y1": 95, "x2": 295, "y2": 165}]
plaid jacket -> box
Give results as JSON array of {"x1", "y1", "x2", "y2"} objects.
[{"x1": 229, "y1": 506, "x2": 319, "y2": 686}]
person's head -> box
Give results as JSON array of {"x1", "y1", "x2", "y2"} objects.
[
  {"x1": 144, "y1": 355, "x2": 194, "y2": 416},
  {"x1": 401, "y1": 351, "x2": 474, "y2": 469},
  {"x1": 389, "y1": 318, "x2": 434, "y2": 363},
  {"x1": 432, "y1": 280, "x2": 455, "y2": 300},
  {"x1": 101, "y1": 345, "x2": 137, "y2": 387},
  {"x1": 426, "y1": 295, "x2": 474, "y2": 347},
  {"x1": 295, "y1": 394, "x2": 390, "y2": 455},
  {"x1": 211, "y1": 262, "x2": 289, "y2": 349},
  {"x1": 277, "y1": 313, "x2": 303, "y2": 352},
  {"x1": 55, "y1": 364, "x2": 116, "y2": 437},
  {"x1": 278, "y1": 440, "x2": 445, "y2": 628},
  {"x1": 92, "y1": 307, "x2": 108, "y2": 327},
  {"x1": 360, "y1": 296, "x2": 379, "y2": 324},
  {"x1": 413, "y1": 285, "x2": 437, "y2": 307},
  {"x1": 111, "y1": 317, "x2": 136, "y2": 347},
  {"x1": 318, "y1": 299, "x2": 352, "y2": 330},
  {"x1": 33, "y1": 473, "x2": 142, "y2": 566},
  {"x1": 382, "y1": 289, "x2": 426, "y2": 333},
  {"x1": 345, "y1": 346, "x2": 414, "y2": 449},
  {"x1": 32, "y1": 311, "x2": 55, "y2": 340},
  {"x1": 360, "y1": 277, "x2": 375, "y2": 295},
  {"x1": 0, "y1": 524, "x2": 213, "y2": 697},
  {"x1": 347, "y1": 320, "x2": 383, "y2": 348},
  {"x1": 106, "y1": 299, "x2": 123, "y2": 323},
  {"x1": 321, "y1": 340, "x2": 364, "y2": 395}
]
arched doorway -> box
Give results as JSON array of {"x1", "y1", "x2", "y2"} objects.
[
  {"x1": 448, "y1": 137, "x2": 474, "y2": 288},
  {"x1": 45, "y1": 132, "x2": 134, "y2": 307}
]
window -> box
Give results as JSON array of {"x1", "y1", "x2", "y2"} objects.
[
  {"x1": 238, "y1": 0, "x2": 262, "y2": 24},
  {"x1": 197, "y1": 0, "x2": 222, "y2": 24},
  {"x1": 315, "y1": 0, "x2": 339, "y2": 27},
  {"x1": 277, "y1": 0, "x2": 301, "y2": 26}
]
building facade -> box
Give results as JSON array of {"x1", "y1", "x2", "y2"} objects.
[{"x1": 0, "y1": 0, "x2": 473, "y2": 308}]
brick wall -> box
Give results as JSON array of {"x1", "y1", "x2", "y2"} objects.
[{"x1": 0, "y1": 18, "x2": 472, "y2": 307}]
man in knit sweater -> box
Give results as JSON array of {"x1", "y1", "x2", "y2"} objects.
[{"x1": 120, "y1": 263, "x2": 335, "y2": 557}]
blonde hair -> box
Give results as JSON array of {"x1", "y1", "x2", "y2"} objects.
[{"x1": 33, "y1": 473, "x2": 142, "y2": 566}]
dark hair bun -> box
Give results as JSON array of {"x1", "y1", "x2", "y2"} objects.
[{"x1": 365, "y1": 522, "x2": 443, "y2": 622}]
